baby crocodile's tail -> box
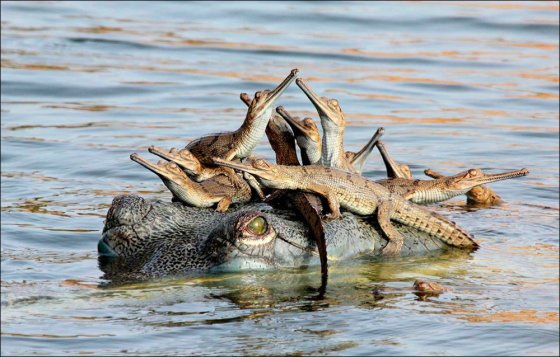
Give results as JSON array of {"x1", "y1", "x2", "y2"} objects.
[{"x1": 390, "y1": 199, "x2": 479, "y2": 249}]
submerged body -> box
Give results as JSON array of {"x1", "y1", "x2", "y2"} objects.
[{"x1": 99, "y1": 195, "x2": 453, "y2": 280}]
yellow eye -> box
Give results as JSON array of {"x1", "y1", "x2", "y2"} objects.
[
  {"x1": 247, "y1": 216, "x2": 267, "y2": 235},
  {"x1": 468, "y1": 169, "x2": 478, "y2": 176}
]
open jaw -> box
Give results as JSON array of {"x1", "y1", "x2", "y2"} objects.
[{"x1": 253, "y1": 68, "x2": 299, "y2": 114}]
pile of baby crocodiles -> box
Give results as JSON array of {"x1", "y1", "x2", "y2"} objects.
[{"x1": 128, "y1": 68, "x2": 528, "y2": 275}]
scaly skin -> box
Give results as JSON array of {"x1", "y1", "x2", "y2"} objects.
[
  {"x1": 99, "y1": 195, "x2": 457, "y2": 280},
  {"x1": 275, "y1": 106, "x2": 322, "y2": 165},
  {"x1": 296, "y1": 78, "x2": 356, "y2": 172},
  {"x1": 424, "y1": 168, "x2": 504, "y2": 205},
  {"x1": 213, "y1": 158, "x2": 479, "y2": 255},
  {"x1": 130, "y1": 153, "x2": 251, "y2": 212},
  {"x1": 265, "y1": 114, "x2": 301, "y2": 167},
  {"x1": 186, "y1": 69, "x2": 298, "y2": 165},
  {"x1": 377, "y1": 168, "x2": 528, "y2": 204},
  {"x1": 344, "y1": 127, "x2": 385, "y2": 173}
]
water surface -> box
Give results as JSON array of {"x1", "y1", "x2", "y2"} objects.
[{"x1": 1, "y1": 1, "x2": 559, "y2": 355}]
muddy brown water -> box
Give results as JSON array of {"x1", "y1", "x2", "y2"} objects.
[{"x1": 1, "y1": 1, "x2": 559, "y2": 355}]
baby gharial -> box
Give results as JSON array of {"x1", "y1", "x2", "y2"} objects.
[
  {"x1": 376, "y1": 167, "x2": 529, "y2": 204},
  {"x1": 130, "y1": 153, "x2": 251, "y2": 212}
]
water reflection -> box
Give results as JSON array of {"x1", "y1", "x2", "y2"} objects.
[{"x1": 1, "y1": 0, "x2": 558, "y2": 355}]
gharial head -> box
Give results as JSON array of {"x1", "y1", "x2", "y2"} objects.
[
  {"x1": 445, "y1": 168, "x2": 529, "y2": 192},
  {"x1": 130, "y1": 154, "x2": 199, "y2": 206},
  {"x1": 148, "y1": 146, "x2": 203, "y2": 175},
  {"x1": 98, "y1": 195, "x2": 317, "y2": 279},
  {"x1": 276, "y1": 106, "x2": 321, "y2": 146},
  {"x1": 246, "y1": 69, "x2": 299, "y2": 122},
  {"x1": 296, "y1": 78, "x2": 345, "y2": 128},
  {"x1": 131, "y1": 153, "x2": 188, "y2": 182},
  {"x1": 99, "y1": 196, "x2": 279, "y2": 263}
]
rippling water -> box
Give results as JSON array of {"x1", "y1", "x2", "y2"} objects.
[{"x1": 1, "y1": 1, "x2": 559, "y2": 355}]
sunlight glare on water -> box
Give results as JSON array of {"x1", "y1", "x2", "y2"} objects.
[{"x1": 1, "y1": 1, "x2": 559, "y2": 355}]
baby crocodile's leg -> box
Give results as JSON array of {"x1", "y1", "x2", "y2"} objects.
[
  {"x1": 324, "y1": 192, "x2": 341, "y2": 220},
  {"x1": 243, "y1": 172, "x2": 265, "y2": 200},
  {"x1": 377, "y1": 199, "x2": 405, "y2": 256},
  {"x1": 214, "y1": 167, "x2": 244, "y2": 187},
  {"x1": 215, "y1": 196, "x2": 232, "y2": 213}
]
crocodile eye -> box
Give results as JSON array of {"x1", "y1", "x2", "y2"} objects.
[
  {"x1": 236, "y1": 213, "x2": 276, "y2": 247},
  {"x1": 247, "y1": 216, "x2": 267, "y2": 235},
  {"x1": 329, "y1": 99, "x2": 339, "y2": 108},
  {"x1": 468, "y1": 169, "x2": 479, "y2": 176}
]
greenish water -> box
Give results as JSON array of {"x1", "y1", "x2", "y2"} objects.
[{"x1": 1, "y1": 1, "x2": 559, "y2": 355}]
